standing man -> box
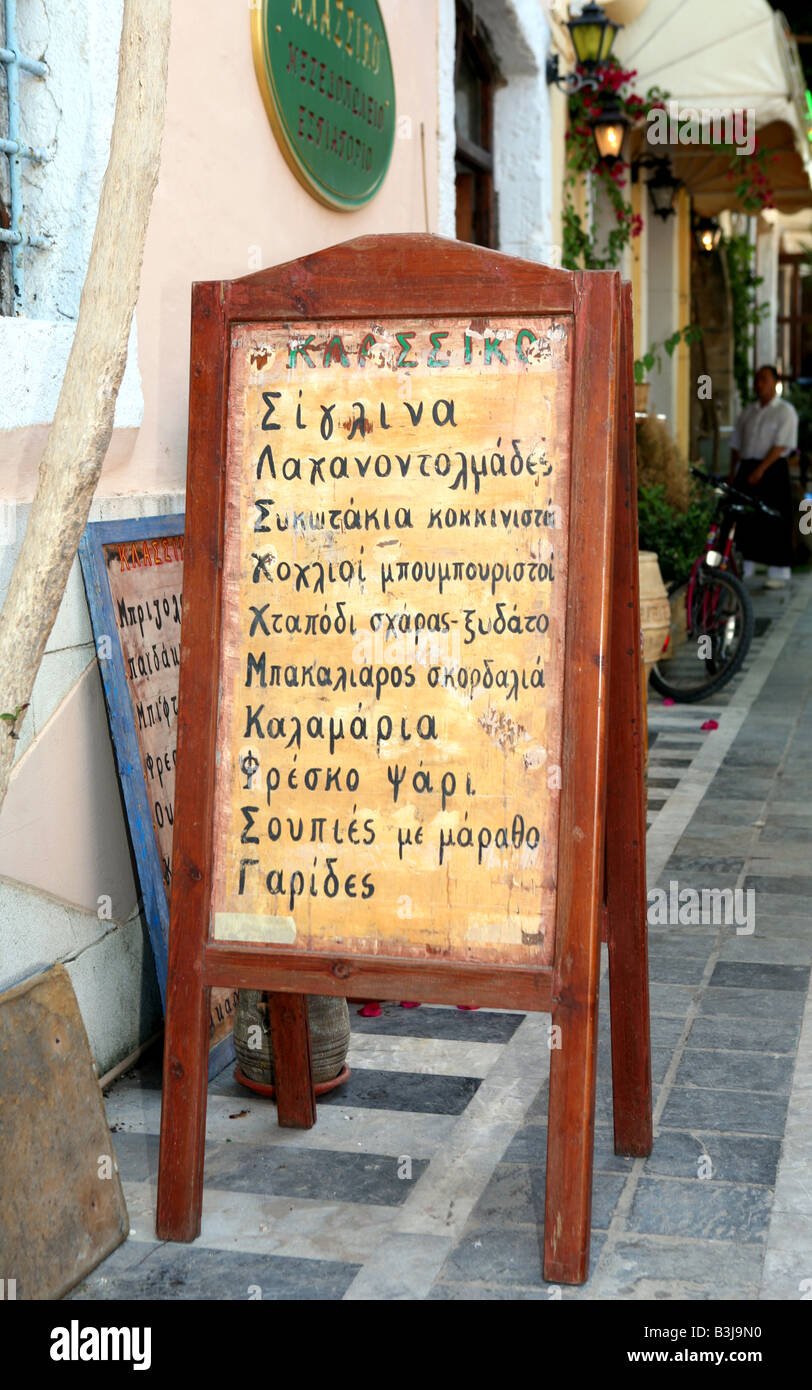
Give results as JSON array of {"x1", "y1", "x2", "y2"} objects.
[{"x1": 729, "y1": 364, "x2": 798, "y2": 588}]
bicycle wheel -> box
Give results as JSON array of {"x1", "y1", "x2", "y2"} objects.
[{"x1": 649, "y1": 568, "x2": 754, "y2": 703}]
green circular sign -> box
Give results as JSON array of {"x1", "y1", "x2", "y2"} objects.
[{"x1": 252, "y1": 0, "x2": 396, "y2": 211}]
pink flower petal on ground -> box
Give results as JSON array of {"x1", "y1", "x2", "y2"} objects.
[
  {"x1": 663, "y1": 698, "x2": 675, "y2": 706},
  {"x1": 701, "y1": 719, "x2": 719, "y2": 731},
  {"x1": 457, "y1": 1004, "x2": 480, "y2": 1010},
  {"x1": 400, "y1": 1001, "x2": 421, "y2": 1009},
  {"x1": 358, "y1": 1002, "x2": 382, "y2": 1017}
]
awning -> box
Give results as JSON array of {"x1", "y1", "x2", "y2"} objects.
[{"x1": 608, "y1": 0, "x2": 812, "y2": 213}]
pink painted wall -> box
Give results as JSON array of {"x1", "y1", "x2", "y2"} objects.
[{"x1": 102, "y1": 0, "x2": 440, "y2": 497}]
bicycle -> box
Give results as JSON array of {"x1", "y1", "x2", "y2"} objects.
[{"x1": 649, "y1": 467, "x2": 781, "y2": 703}]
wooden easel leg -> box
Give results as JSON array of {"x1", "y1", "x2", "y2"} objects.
[
  {"x1": 268, "y1": 993, "x2": 316, "y2": 1129},
  {"x1": 156, "y1": 980, "x2": 210, "y2": 1242},
  {"x1": 607, "y1": 903, "x2": 653, "y2": 1156},
  {"x1": 606, "y1": 281, "x2": 653, "y2": 1158},
  {"x1": 544, "y1": 984, "x2": 601, "y2": 1285}
]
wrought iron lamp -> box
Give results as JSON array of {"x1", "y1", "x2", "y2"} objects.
[
  {"x1": 632, "y1": 156, "x2": 681, "y2": 220},
  {"x1": 693, "y1": 215, "x2": 722, "y2": 254},
  {"x1": 546, "y1": 2, "x2": 622, "y2": 95},
  {"x1": 591, "y1": 100, "x2": 630, "y2": 165}
]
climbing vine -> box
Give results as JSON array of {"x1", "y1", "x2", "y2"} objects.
[
  {"x1": 562, "y1": 61, "x2": 777, "y2": 272},
  {"x1": 722, "y1": 232, "x2": 769, "y2": 405},
  {"x1": 561, "y1": 60, "x2": 665, "y2": 271}
]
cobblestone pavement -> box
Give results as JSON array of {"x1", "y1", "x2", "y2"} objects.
[{"x1": 70, "y1": 574, "x2": 812, "y2": 1301}]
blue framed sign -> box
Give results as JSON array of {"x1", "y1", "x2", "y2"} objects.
[{"x1": 79, "y1": 515, "x2": 235, "y2": 1078}]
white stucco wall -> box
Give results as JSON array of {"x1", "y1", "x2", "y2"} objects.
[
  {"x1": 13, "y1": 0, "x2": 123, "y2": 321},
  {"x1": 436, "y1": 0, "x2": 456, "y2": 238},
  {"x1": 436, "y1": 0, "x2": 556, "y2": 262},
  {"x1": 1, "y1": 0, "x2": 144, "y2": 469},
  {"x1": 0, "y1": 0, "x2": 445, "y2": 1071}
]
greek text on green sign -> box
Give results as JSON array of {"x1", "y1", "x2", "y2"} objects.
[{"x1": 252, "y1": 0, "x2": 396, "y2": 210}]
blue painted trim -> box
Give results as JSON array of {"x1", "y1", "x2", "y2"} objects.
[{"x1": 79, "y1": 515, "x2": 234, "y2": 1080}]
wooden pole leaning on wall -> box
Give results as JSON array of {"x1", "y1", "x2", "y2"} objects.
[{"x1": 156, "y1": 236, "x2": 651, "y2": 1284}]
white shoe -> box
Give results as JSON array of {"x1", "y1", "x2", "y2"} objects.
[{"x1": 764, "y1": 578, "x2": 788, "y2": 589}]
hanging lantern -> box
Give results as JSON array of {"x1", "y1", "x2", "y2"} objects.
[
  {"x1": 693, "y1": 215, "x2": 722, "y2": 253},
  {"x1": 591, "y1": 99, "x2": 630, "y2": 165},
  {"x1": 567, "y1": 2, "x2": 620, "y2": 67},
  {"x1": 646, "y1": 159, "x2": 681, "y2": 221}
]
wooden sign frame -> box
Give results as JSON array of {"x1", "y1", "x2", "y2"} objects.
[
  {"x1": 156, "y1": 235, "x2": 651, "y2": 1285},
  {"x1": 79, "y1": 516, "x2": 235, "y2": 1079}
]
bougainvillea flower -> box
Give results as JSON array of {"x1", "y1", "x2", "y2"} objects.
[
  {"x1": 358, "y1": 1002, "x2": 382, "y2": 1017},
  {"x1": 701, "y1": 719, "x2": 719, "y2": 731}
]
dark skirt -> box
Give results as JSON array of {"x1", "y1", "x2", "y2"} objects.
[{"x1": 732, "y1": 457, "x2": 794, "y2": 567}]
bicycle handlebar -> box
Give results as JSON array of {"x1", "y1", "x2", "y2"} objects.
[{"x1": 690, "y1": 466, "x2": 782, "y2": 519}]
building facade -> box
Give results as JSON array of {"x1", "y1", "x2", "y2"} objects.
[{"x1": 0, "y1": 0, "x2": 559, "y2": 1070}]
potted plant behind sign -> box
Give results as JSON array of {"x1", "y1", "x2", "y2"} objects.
[
  {"x1": 634, "y1": 325, "x2": 702, "y2": 414},
  {"x1": 233, "y1": 992, "x2": 351, "y2": 1098}
]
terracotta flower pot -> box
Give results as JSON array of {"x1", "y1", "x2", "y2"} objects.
[{"x1": 634, "y1": 381, "x2": 650, "y2": 414}]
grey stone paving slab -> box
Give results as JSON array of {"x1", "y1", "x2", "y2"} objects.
[
  {"x1": 341, "y1": 1232, "x2": 452, "y2": 1301},
  {"x1": 647, "y1": 952, "x2": 713, "y2": 986},
  {"x1": 719, "y1": 936, "x2": 812, "y2": 966},
  {"x1": 316, "y1": 1067, "x2": 482, "y2": 1114},
  {"x1": 348, "y1": 1004, "x2": 526, "y2": 1042},
  {"x1": 725, "y1": 754, "x2": 785, "y2": 772},
  {"x1": 628, "y1": 1177, "x2": 772, "y2": 1242},
  {"x1": 433, "y1": 1226, "x2": 608, "y2": 1290},
  {"x1": 643, "y1": 1131, "x2": 780, "y2": 1186},
  {"x1": 761, "y1": 820, "x2": 812, "y2": 838},
  {"x1": 706, "y1": 776, "x2": 775, "y2": 801},
  {"x1": 597, "y1": 1045, "x2": 672, "y2": 1086},
  {"x1": 769, "y1": 801, "x2": 812, "y2": 819},
  {"x1": 690, "y1": 801, "x2": 766, "y2": 825},
  {"x1": 675, "y1": 830, "x2": 757, "y2": 855},
  {"x1": 653, "y1": 872, "x2": 743, "y2": 893},
  {"x1": 744, "y1": 875, "x2": 812, "y2": 897},
  {"x1": 501, "y1": 1123, "x2": 636, "y2": 1177},
  {"x1": 736, "y1": 913, "x2": 812, "y2": 940},
  {"x1": 435, "y1": 1225, "x2": 548, "y2": 1287},
  {"x1": 111, "y1": 1130, "x2": 159, "y2": 1182},
  {"x1": 644, "y1": 932, "x2": 716, "y2": 959},
  {"x1": 760, "y1": 1246, "x2": 812, "y2": 1301},
  {"x1": 650, "y1": 982, "x2": 698, "y2": 1016},
  {"x1": 665, "y1": 856, "x2": 747, "y2": 877},
  {"x1": 709, "y1": 961, "x2": 810, "y2": 992},
  {"x1": 470, "y1": 1162, "x2": 627, "y2": 1233},
  {"x1": 698, "y1": 986, "x2": 806, "y2": 1023},
  {"x1": 590, "y1": 1236, "x2": 763, "y2": 1300},
  {"x1": 659, "y1": 1086, "x2": 789, "y2": 1137},
  {"x1": 686, "y1": 1013, "x2": 801, "y2": 1054},
  {"x1": 201, "y1": 1140, "x2": 428, "y2": 1205},
  {"x1": 649, "y1": 1015, "x2": 693, "y2": 1048},
  {"x1": 675, "y1": 1048, "x2": 795, "y2": 1094},
  {"x1": 744, "y1": 894, "x2": 812, "y2": 919},
  {"x1": 594, "y1": 1083, "x2": 661, "y2": 1128},
  {"x1": 428, "y1": 1281, "x2": 550, "y2": 1300},
  {"x1": 68, "y1": 1243, "x2": 361, "y2": 1301}
]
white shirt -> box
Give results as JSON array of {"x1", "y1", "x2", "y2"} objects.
[{"x1": 730, "y1": 395, "x2": 798, "y2": 459}]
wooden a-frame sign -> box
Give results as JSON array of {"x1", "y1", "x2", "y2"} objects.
[{"x1": 156, "y1": 234, "x2": 652, "y2": 1285}]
